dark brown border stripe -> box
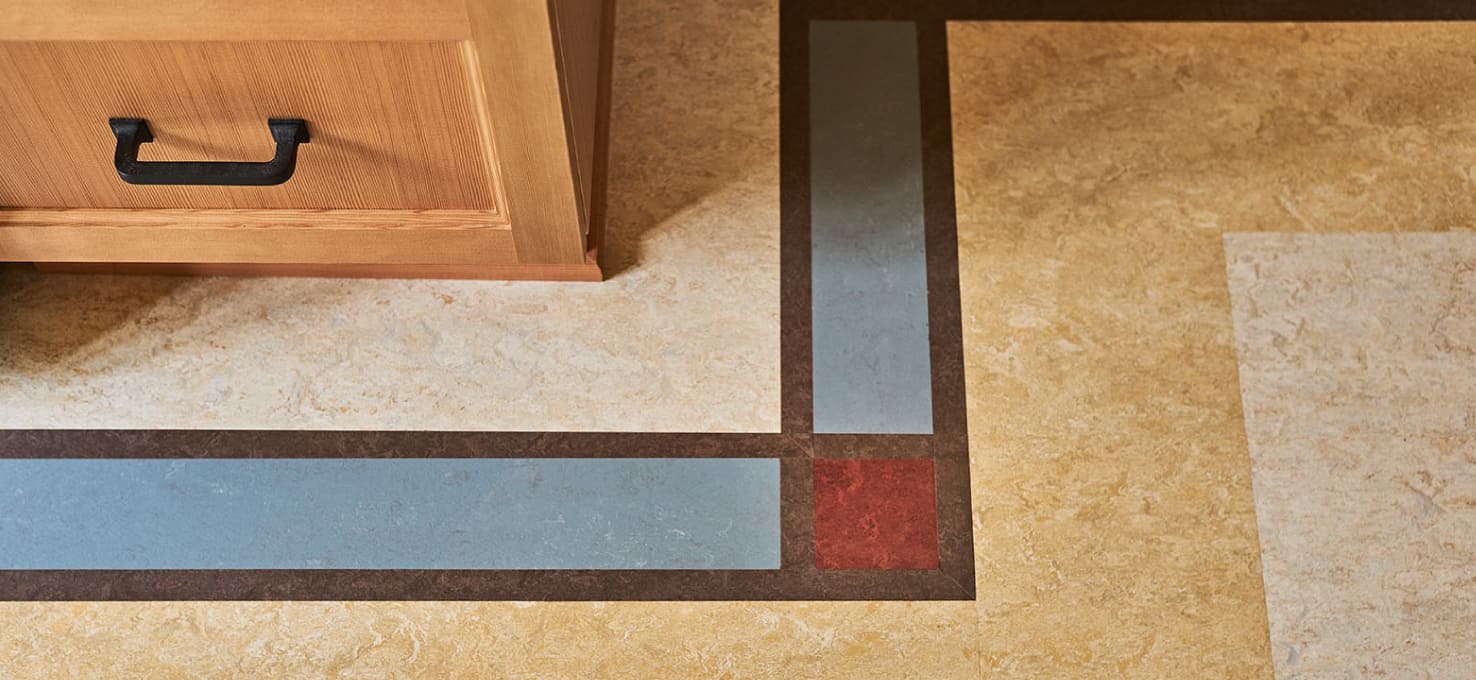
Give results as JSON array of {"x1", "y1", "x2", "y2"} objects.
[
  {"x1": 916, "y1": 19, "x2": 974, "y2": 595},
  {"x1": 0, "y1": 431, "x2": 807, "y2": 459},
  {"x1": 0, "y1": 567, "x2": 969, "y2": 601},
  {"x1": 779, "y1": 0, "x2": 815, "y2": 437},
  {"x1": 807, "y1": 0, "x2": 1476, "y2": 21}
]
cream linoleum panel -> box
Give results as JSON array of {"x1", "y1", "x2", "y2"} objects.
[
  {"x1": 0, "y1": 0, "x2": 779, "y2": 433},
  {"x1": 951, "y1": 21, "x2": 1476, "y2": 678},
  {"x1": 1227, "y1": 232, "x2": 1476, "y2": 678}
]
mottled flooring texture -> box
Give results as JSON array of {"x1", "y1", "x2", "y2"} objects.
[
  {"x1": 951, "y1": 23, "x2": 1476, "y2": 677},
  {"x1": 4, "y1": 10, "x2": 1476, "y2": 680},
  {"x1": 1228, "y1": 233, "x2": 1476, "y2": 678}
]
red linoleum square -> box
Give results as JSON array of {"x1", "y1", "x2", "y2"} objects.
[{"x1": 813, "y1": 459, "x2": 939, "y2": 570}]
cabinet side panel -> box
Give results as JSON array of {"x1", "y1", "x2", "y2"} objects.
[
  {"x1": 465, "y1": 0, "x2": 588, "y2": 264},
  {"x1": 551, "y1": 0, "x2": 614, "y2": 231}
]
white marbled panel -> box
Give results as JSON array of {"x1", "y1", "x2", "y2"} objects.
[{"x1": 1226, "y1": 232, "x2": 1476, "y2": 678}]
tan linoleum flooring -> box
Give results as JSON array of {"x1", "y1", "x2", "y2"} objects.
[
  {"x1": 951, "y1": 22, "x2": 1476, "y2": 678},
  {"x1": 4, "y1": 17, "x2": 1476, "y2": 680}
]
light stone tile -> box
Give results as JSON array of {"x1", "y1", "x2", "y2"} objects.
[{"x1": 1227, "y1": 232, "x2": 1476, "y2": 678}]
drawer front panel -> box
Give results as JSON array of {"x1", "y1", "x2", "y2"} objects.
[{"x1": 0, "y1": 41, "x2": 500, "y2": 211}]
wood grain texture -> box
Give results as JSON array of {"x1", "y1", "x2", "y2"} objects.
[
  {"x1": 466, "y1": 0, "x2": 588, "y2": 264},
  {"x1": 551, "y1": 0, "x2": 615, "y2": 230},
  {"x1": 1, "y1": 1, "x2": 607, "y2": 273},
  {"x1": 0, "y1": 0, "x2": 471, "y2": 41},
  {"x1": 582, "y1": 0, "x2": 617, "y2": 267},
  {"x1": 33, "y1": 260, "x2": 603, "y2": 281},
  {"x1": 0, "y1": 209, "x2": 515, "y2": 265},
  {"x1": 0, "y1": 41, "x2": 499, "y2": 211}
]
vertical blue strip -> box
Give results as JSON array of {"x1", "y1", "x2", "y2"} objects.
[
  {"x1": 809, "y1": 21, "x2": 933, "y2": 434},
  {"x1": 0, "y1": 458, "x2": 781, "y2": 570}
]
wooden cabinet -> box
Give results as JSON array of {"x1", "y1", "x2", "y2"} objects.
[{"x1": 0, "y1": 0, "x2": 612, "y2": 280}]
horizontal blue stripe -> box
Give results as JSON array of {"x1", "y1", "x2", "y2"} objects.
[{"x1": 0, "y1": 458, "x2": 780, "y2": 570}]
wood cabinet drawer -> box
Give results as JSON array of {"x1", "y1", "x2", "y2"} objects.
[
  {"x1": 0, "y1": 0, "x2": 610, "y2": 280},
  {"x1": 0, "y1": 41, "x2": 501, "y2": 211}
]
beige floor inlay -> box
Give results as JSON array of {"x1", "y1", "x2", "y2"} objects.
[
  {"x1": 0, "y1": 0, "x2": 780, "y2": 433},
  {"x1": 1228, "y1": 232, "x2": 1476, "y2": 678}
]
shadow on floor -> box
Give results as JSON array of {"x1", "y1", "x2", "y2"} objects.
[{"x1": 0, "y1": 265, "x2": 186, "y2": 374}]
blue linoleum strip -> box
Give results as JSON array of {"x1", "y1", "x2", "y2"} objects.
[
  {"x1": 809, "y1": 21, "x2": 933, "y2": 434},
  {"x1": 0, "y1": 458, "x2": 780, "y2": 570}
]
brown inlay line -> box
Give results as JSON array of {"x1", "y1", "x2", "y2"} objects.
[
  {"x1": 0, "y1": 430, "x2": 809, "y2": 459},
  {"x1": 915, "y1": 19, "x2": 974, "y2": 593},
  {"x1": 806, "y1": 0, "x2": 1476, "y2": 21},
  {"x1": 0, "y1": 567, "x2": 969, "y2": 601},
  {"x1": 780, "y1": 457, "x2": 817, "y2": 571},
  {"x1": 0, "y1": 7, "x2": 984, "y2": 601},
  {"x1": 0, "y1": 430, "x2": 971, "y2": 463},
  {"x1": 778, "y1": 0, "x2": 814, "y2": 437}
]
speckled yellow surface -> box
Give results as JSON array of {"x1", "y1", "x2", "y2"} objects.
[
  {"x1": 9, "y1": 18, "x2": 1476, "y2": 680},
  {"x1": 950, "y1": 23, "x2": 1271, "y2": 676},
  {"x1": 0, "y1": 602, "x2": 981, "y2": 678},
  {"x1": 950, "y1": 21, "x2": 1476, "y2": 678}
]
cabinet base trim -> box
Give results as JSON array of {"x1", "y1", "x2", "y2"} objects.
[
  {"x1": 0, "y1": 208, "x2": 528, "y2": 270},
  {"x1": 31, "y1": 256, "x2": 602, "y2": 282}
]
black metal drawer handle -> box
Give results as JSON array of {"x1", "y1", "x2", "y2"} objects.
[{"x1": 108, "y1": 118, "x2": 311, "y2": 186}]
